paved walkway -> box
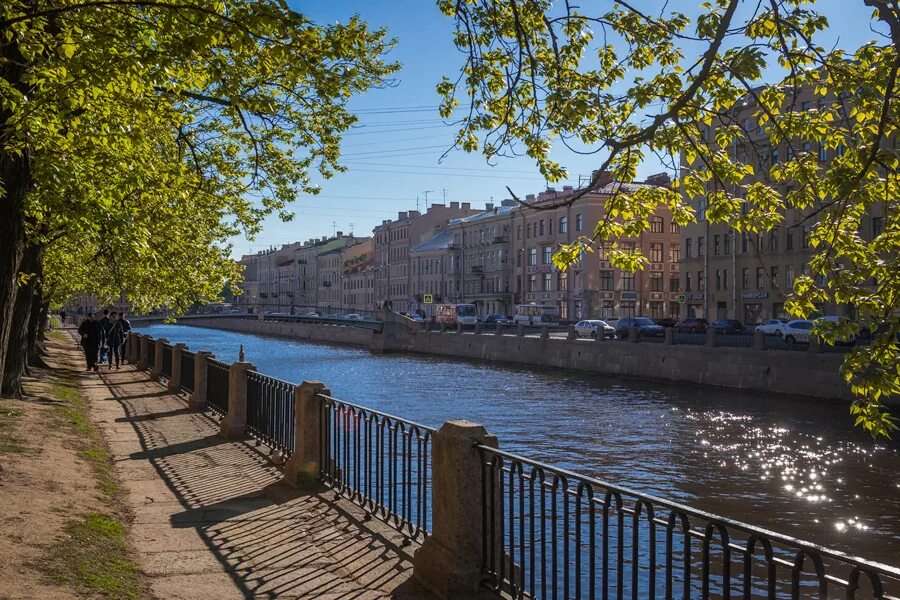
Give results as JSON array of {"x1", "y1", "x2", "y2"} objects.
[{"x1": 83, "y1": 356, "x2": 431, "y2": 599}]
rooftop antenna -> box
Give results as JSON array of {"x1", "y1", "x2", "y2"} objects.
[
  {"x1": 349, "y1": 222, "x2": 355, "y2": 235},
  {"x1": 416, "y1": 195, "x2": 420, "y2": 213},
  {"x1": 442, "y1": 188, "x2": 448, "y2": 206},
  {"x1": 331, "y1": 221, "x2": 337, "y2": 236},
  {"x1": 423, "y1": 190, "x2": 434, "y2": 206}
]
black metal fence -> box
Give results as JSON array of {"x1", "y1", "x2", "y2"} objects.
[
  {"x1": 246, "y1": 371, "x2": 296, "y2": 457},
  {"x1": 146, "y1": 339, "x2": 156, "y2": 369},
  {"x1": 180, "y1": 350, "x2": 195, "y2": 395},
  {"x1": 478, "y1": 445, "x2": 900, "y2": 599},
  {"x1": 161, "y1": 343, "x2": 173, "y2": 379},
  {"x1": 206, "y1": 359, "x2": 230, "y2": 417},
  {"x1": 318, "y1": 393, "x2": 433, "y2": 542}
]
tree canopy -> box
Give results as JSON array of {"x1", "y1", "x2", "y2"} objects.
[{"x1": 438, "y1": 0, "x2": 899, "y2": 436}]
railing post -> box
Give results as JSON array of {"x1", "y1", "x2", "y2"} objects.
[
  {"x1": 706, "y1": 327, "x2": 718, "y2": 348},
  {"x1": 629, "y1": 326, "x2": 640, "y2": 343},
  {"x1": 754, "y1": 329, "x2": 766, "y2": 351},
  {"x1": 283, "y1": 381, "x2": 330, "y2": 488},
  {"x1": 189, "y1": 351, "x2": 213, "y2": 410},
  {"x1": 218, "y1": 361, "x2": 256, "y2": 439},
  {"x1": 540, "y1": 324, "x2": 549, "y2": 339},
  {"x1": 495, "y1": 322, "x2": 503, "y2": 336},
  {"x1": 137, "y1": 335, "x2": 150, "y2": 370},
  {"x1": 167, "y1": 343, "x2": 185, "y2": 393},
  {"x1": 413, "y1": 420, "x2": 498, "y2": 599},
  {"x1": 516, "y1": 323, "x2": 525, "y2": 337},
  {"x1": 474, "y1": 322, "x2": 481, "y2": 334},
  {"x1": 128, "y1": 333, "x2": 140, "y2": 364},
  {"x1": 665, "y1": 327, "x2": 674, "y2": 345},
  {"x1": 456, "y1": 321, "x2": 463, "y2": 334},
  {"x1": 808, "y1": 336, "x2": 823, "y2": 353},
  {"x1": 439, "y1": 321, "x2": 446, "y2": 333},
  {"x1": 567, "y1": 324, "x2": 577, "y2": 340},
  {"x1": 150, "y1": 338, "x2": 168, "y2": 379}
]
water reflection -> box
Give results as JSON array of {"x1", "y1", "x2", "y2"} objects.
[{"x1": 136, "y1": 324, "x2": 900, "y2": 566}]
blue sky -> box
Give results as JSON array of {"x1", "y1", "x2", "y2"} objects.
[{"x1": 231, "y1": 0, "x2": 879, "y2": 258}]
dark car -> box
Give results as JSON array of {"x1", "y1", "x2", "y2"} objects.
[
  {"x1": 708, "y1": 319, "x2": 745, "y2": 335},
  {"x1": 674, "y1": 318, "x2": 709, "y2": 333},
  {"x1": 482, "y1": 313, "x2": 510, "y2": 324},
  {"x1": 614, "y1": 316, "x2": 665, "y2": 339},
  {"x1": 654, "y1": 317, "x2": 678, "y2": 328}
]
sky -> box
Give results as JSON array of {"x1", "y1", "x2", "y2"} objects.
[{"x1": 230, "y1": 0, "x2": 880, "y2": 258}]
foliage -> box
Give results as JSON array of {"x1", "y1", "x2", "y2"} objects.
[
  {"x1": 1, "y1": 1, "x2": 398, "y2": 313},
  {"x1": 439, "y1": 0, "x2": 899, "y2": 436}
]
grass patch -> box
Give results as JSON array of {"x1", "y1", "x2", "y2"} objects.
[
  {"x1": 0, "y1": 404, "x2": 29, "y2": 454},
  {"x1": 43, "y1": 513, "x2": 142, "y2": 599}
]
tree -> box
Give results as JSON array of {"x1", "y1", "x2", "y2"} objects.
[
  {"x1": 0, "y1": 1, "x2": 398, "y2": 395},
  {"x1": 438, "y1": 0, "x2": 899, "y2": 436}
]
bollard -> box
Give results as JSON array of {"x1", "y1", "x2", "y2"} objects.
[
  {"x1": 218, "y1": 361, "x2": 256, "y2": 439},
  {"x1": 413, "y1": 420, "x2": 498, "y2": 599},
  {"x1": 540, "y1": 324, "x2": 549, "y2": 339},
  {"x1": 516, "y1": 323, "x2": 525, "y2": 337},
  {"x1": 628, "y1": 326, "x2": 640, "y2": 343},
  {"x1": 595, "y1": 326, "x2": 606, "y2": 342},
  {"x1": 495, "y1": 322, "x2": 503, "y2": 336},
  {"x1": 127, "y1": 333, "x2": 140, "y2": 363},
  {"x1": 456, "y1": 321, "x2": 463, "y2": 334},
  {"x1": 474, "y1": 322, "x2": 481, "y2": 334},
  {"x1": 753, "y1": 329, "x2": 766, "y2": 351},
  {"x1": 567, "y1": 324, "x2": 577, "y2": 340},
  {"x1": 283, "y1": 381, "x2": 331, "y2": 488},
  {"x1": 137, "y1": 335, "x2": 150, "y2": 370},
  {"x1": 167, "y1": 343, "x2": 186, "y2": 393},
  {"x1": 189, "y1": 351, "x2": 213, "y2": 410},
  {"x1": 664, "y1": 327, "x2": 674, "y2": 345},
  {"x1": 706, "y1": 327, "x2": 718, "y2": 348},
  {"x1": 439, "y1": 321, "x2": 446, "y2": 333},
  {"x1": 150, "y1": 338, "x2": 168, "y2": 381}
]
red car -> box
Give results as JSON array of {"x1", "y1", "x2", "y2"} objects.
[{"x1": 674, "y1": 318, "x2": 709, "y2": 333}]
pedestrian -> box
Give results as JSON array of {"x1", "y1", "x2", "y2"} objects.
[
  {"x1": 77, "y1": 314, "x2": 101, "y2": 372},
  {"x1": 105, "y1": 312, "x2": 125, "y2": 369},
  {"x1": 97, "y1": 308, "x2": 112, "y2": 363},
  {"x1": 60, "y1": 310, "x2": 66, "y2": 327},
  {"x1": 119, "y1": 312, "x2": 132, "y2": 363}
]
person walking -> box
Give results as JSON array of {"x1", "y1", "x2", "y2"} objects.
[
  {"x1": 119, "y1": 313, "x2": 132, "y2": 363},
  {"x1": 97, "y1": 309, "x2": 112, "y2": 365},
  {"x1": 77, "y1": 314, "x2": 101, "y2": 372},
  {"x1": 105, "y1": 312, "x2": 125, "y2": 369}
]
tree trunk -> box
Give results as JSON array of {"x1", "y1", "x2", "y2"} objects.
[
  {"x1": 27, "y1": 280, "x2": 49, "y2": 369},
  {"x1": 2, "y1": 243, "x2": 42, "y2": 397}
]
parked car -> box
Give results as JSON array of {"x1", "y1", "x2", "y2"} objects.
[
  {"x1": 482, "y1": 313, "x2": 510, "y2": 324},
  {"x1": 708, "y1": 319, "x2": 745, "y2": 335},
  {"x1": 301, "y1": 312, "x2": 320, "y2": 317},
  {"x1": 755, "y1": 319, "x2": 788, "y2": 335},
  {"x1": 781, "y1": 319, "x2": 815, "y2": 345},
  {"x1": 344, "y1": 313, "x2": 362, "y2": 320},
  {"x1": 574, "y1": 320, "x2": 615, "y2": 339},
  {"x1": 654, "y1": 318, "x2": 678, "y2": 328},
  {"x1": 614, "y1": 316, "x2": 665, "y2": 339},
  {"x1": 674, "y1": 318, "x2": 708, "y2": 333}
]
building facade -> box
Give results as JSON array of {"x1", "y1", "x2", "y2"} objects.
[{"x1": 341, "y1": 239, "x2": 375, "y2": 312}]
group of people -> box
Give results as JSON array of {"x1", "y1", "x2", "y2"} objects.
[{"x1": 77, "y1": 309, "x2": 131, "y2": 372}]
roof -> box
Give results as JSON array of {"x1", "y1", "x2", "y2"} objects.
[
  {"x1": 448, "y1": 204, "x2": 518, "y2": 227},
  {"x1": 410, "y1": 230, "x2": 455, "y2": 254}
]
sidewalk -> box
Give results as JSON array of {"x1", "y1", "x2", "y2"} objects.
[{"x1": 83, "y1": 344, "x2": 431, "y2": 599}]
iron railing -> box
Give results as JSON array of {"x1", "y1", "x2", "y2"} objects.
[
  {"x1": 161, "y1": 343, "x2": 173, "y2": 379},
  {"x1": 180, "y1": 350, "x2": 195, "y2": 395},
  {"x1": 146, "y1": 339, "x2": 156, "y2": 370},
  {"x1": 206, "y1": 358, "x2": 230, "y2": 417},
  {"x1": 478, "y1": 445, "x2": 900, "y2": 599},
  {"x1": 318, "y1": 393, "x2": 433, "y2": 542},
  {"x1": 246, "y1": 371, "x2": 296, "y2": 457}
]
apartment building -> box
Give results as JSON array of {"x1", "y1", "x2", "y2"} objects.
[
  {"x1": 409, "y1": 230, "x2": 456, "y2": 318},
  {"x1": 373, "y1": 202, "x2": 477, "y2": 311},
  {"x1": 341, "y1": 239, "x2": 375, "y2": 312},
  {"x1": 679, "y1": 87, "x2": 885, "y2": 324}
]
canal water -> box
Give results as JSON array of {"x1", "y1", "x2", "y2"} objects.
[{"x1": 136, "y1": 324, "x2": 900, "y2": 567}]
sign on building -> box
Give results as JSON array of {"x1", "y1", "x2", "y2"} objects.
[{"x1": 423, "y1": 293, "x2": 433, "y2": 305}]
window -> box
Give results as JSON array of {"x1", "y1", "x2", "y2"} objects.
[
  {"x1": 698, "y1": 270, "x2": 705, "y2": 291},
  {"x1": 528, "y1": 248, "x2": 537, "y2": 266},
  {"x1": 698, "y1": 199, "x2": 707, "y2": 222},
  {"x1": 742, "y1": 268, "x2": 750, "y2": 289},
  {"x1": 670, "y1": 221, "x2": 681, "y2": 234},
  {"x1": 818, "y1": 143, "x2": 827, "y2": 162},
  {"x1": 517, "y1": 225, "x2": 522, "y2": 240},
  {"x1": 516, "y1": 252, "x2": 522, "y2": 267},
  {"x1": 756, "y1": 267, "x2": 765, "y2": 289},
  {"x1": 802, "y1": 225, "x2": 812, "y2": 249},
  {"x1": 650, "y1": 217, "x2": 664, "y2": 233},
  {"x1": 801, "y1": 101, "x2": 810, "y2": 111},
  {"x1": 651, "y1": 272, "x2": 663, "y2": 292},
  {"x1": 669, "y1": 243, "x2": 680, "y2": 263},
  {"x1": 771, "y1": 149, "x2": 779, "y2": 164},
  {"x1": 543, "y1": 246, "x2": 553, "y2": 264},
  {"x1": 742, "y1": 233, "x2": 749, "y2": 254},
  {"x1": 559, "y1": 272, "x2": 568, "y2": 291},
  {"x1": 650, "y1": 302, "x2": 664, "y2": 319},
  {"x1": 713, "y1": 235, "x2": 721, "y2": 255},
  {"x1": 698, "y1": 236, "x2": 705, "y2": 256},
  {"x1": 650, "y1": 243, "x2": 663, "y2": 263},
  {"x1": 528, "y1": 275, "x2": 537, "y2": 292},
  {"x1": 549, "y1": 219, "x2": 553, "y2": 235},
  {"x1": 685, "y1": 238, "x2": 693, "y2": 258},
  {"x1": 527, "y1": 224, "x2": 532, "y2": 238},
  {"x1": 599, "y1": 271, "x2": 614, "y2": 291},
  {"x1": 539, "y1": 219, "x2": 545, "y2": 236},
  {"x1": 560, "y1": 217, "x2": 568, "y2": 233},
  {"x1": 723, "y1": 269, "x2": 728, "y2": 290},
  {"x1": 670, "y1": 275, "x2": 680, "y2": 292},
  {"x1": 769, "y1": 229, "x2": 779, "y2": 252},
  {"x1": 544, "y1": 273, "x2": 553, "y2": 291},
  {"x1": 685, "y1": 272, "x2": 693, "y2": 292},
  {"x1": 742, "y1": 117, "x2": 752, "y2": 132},
  {"x1": 770, "y1": 266, "x2": 779, "y2": 287},
  {"x1": 786, "y1": 228, "x2": 794, "y2": 250},
  {"x1": 622, "y1": 272, "x2": 635, "y2": 291},
  {"x1": 724, "y1": 233, "x2": 731, "y2": 255},
  {"x1": 576, "y1": 214, "x2": 584, "y2": 231},
  {"x1": 786, "y1": 266, "x2": 796, "y2": 288},
  {"x1": 873, "y1": 216, "x2": 884, "y2": 238}
]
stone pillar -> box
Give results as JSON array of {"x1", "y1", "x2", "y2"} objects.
[
  {"x1": 628, "y1": 326, "x2": 640, "y2": 343},
  {"x1": 595, "y1": 326, "x2": 605, "y2": 342},
  {"x1": 664, "y1": 327, "x2": 674, "y2": 345},
  {"x1": 706, "y1": 327, "x2": 718, "y2": 348},
  {"x1": 540, "y1": 324, "x2": 549, "y2": 339},
  {"x1": 439, "y1": 322, "x2": 446, "y2": 333},
  {"x1": 127, "y1": 333, "x2": 140, "y2": 363},
  {"x1": 150, "y1": 338, "x2": 167, "y2": 380},
  {"x1": 189, "y1": 351, "x2": 213, "y2": 410},
  {"x1": 219, "y1": 361, "x2": 256, "y2": 440},
  {"x1": 808, "y1": 336, "x2": 823, "y2": 353},
  {"x1": 137, "y1": 336, "x2": 150, "y2": 370},
  {"x1": 567, "y1": 324, "x2": 577, "y2": 340},
  {"x1": 494, "y1": 322, "x2": 503, "y2": 336},
  {"x1": 456, "y1": 322, "x2": 462, "y2": 334},
  {"x1": 753, "y1": 329, "x2": 766, "y2": 351},
  {"x1": 167, "y1": 343, "x2": 185, "y2": 393},
  {"x1": 516, "y1": 323, "x2": 525, "y2": 337},
  {"x1": 284, "y1": 381, "x2": 330, "y2": 488},
  {"x1": 413, "y1": 420, "x2": 498, "y2": 599},
  {"x1": 474, "y1": 322, "x2": 482, "y2": 334}
]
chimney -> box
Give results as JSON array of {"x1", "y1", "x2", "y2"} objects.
[
  {"x1": 645, "y1": 172, "x2": 672, "y2": 187},
  {"x1": 336, "y1": 231, "x2": 343, "y2": 238},
  {"x1": 431, "y1": 203, "x2": 441, "y2": 209},
  {"x1": 398, "y1": 211, "x2": 408, "y2": 220},
  {"x1": 591, "y1": 170, "x2": 613, "y2": 188},
  {"x1": 409, "y1": 210, "x2": 421, "y2": 218},
  {"x1": 485, "y1": 202, "x2": 494, "y2": 211},
  {"x1": 563, "y1": 185, "x2": 573, "y2": 191},
  {"x1": 501, "y1": 199, "x2": 516, "y2": 207},
  {"x1": 526, "y1": 194, "x2": 535, "y2": 201},
  {"x1": 462, "y1": 202, "x2": 471, "y2": 210},
  {"x1": 450, "y1": 201, "x2": 460, "y2": 209}
]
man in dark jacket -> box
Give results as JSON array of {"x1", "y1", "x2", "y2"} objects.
[
  {"x1": 77, "y1": 314, "x2": 101, "y2": 371},
  {"x1": 96, "y1": 309, "x2": 112, "y2": 363},
  {"x1": 105, "y1": 312, "x2": 126, "y2": 369},
  {"x1": 119, "y1": 313, "x2": 132, "y2": 363}
]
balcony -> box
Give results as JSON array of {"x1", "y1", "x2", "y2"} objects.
[
  {"x1": 492, "y1": 235, "x2": 508, "y2": 244},
  {"x1": 471, "y1": 265, "x2": 484, "y2": 274}
]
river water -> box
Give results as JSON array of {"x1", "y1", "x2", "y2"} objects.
[{"x1": 136, "y1": 324, "x2": 900, "y2": 567}]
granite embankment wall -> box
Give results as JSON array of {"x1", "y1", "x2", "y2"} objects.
[{"x1": 175, "y1": 317, "x2": 375, "y2": 346}]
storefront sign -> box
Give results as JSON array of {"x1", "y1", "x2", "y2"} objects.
[{"x1": 742, "y1": 291, "x2": 769, "y2": 299}]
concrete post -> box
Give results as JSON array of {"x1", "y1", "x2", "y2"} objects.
[
  {"x1": 595, "y1": 326, "x2": 605, "y2": 342},
  {"x1": 567, "y1": 324, "x2": 577, "y2": 340},
  {"x1": 150, "y1": 338, "x2": 168, "y2": 380},
  {"x1": 664, "y1": 327, "x2": 674, "y2": 345},
  {"x1": 137, "y1": 335, "x2": 150, "y2": 370},
  {"x1": 808, "y1": 336, "x2": 823, "y2": 353},
  {"x1": 413, "y1": 420, "x2": 498, "y2": 599},
  {"x1": 167, "y1": 343, "x2": 186, "y2": 393},
  {"x1": 474, "y1": 322, "x2": 482, "y2": 334},
  {"x1": 456, "y1": 321, "x2": 463, "y2": 334},
  {"x1": 494, "y1": 322, "x2": 503, "y2": 336},
  {"x1": 706, "y1": 328, "x2": 718, "y2": 348},
  {"x1": 540, "y1": 324, "x2": 549, "y2": 339},
  {"x1": 283, "y1": 381, "x2": 330, "y2": 488},
  {"x1": 628, "y1": 326, "x2": 640, "y2": 343},
  {"x1": 219, "y1": 361, "x2": 256, "y2": 440},
  {"x1": 439, "y1": 322, "x2": 446, "y2": 333},
  {"x1": 753, "y1": 329, "x2": 766, "y2": 351},
  {"x1": 127, "y1": 333, "x2": 140, "y2": 363},
  {"x1": 516, "y1": 323, "x2": 525, "y2": 337},
  {"x1": 189, "y1": 351, "x2": 213, "y2": 410}
]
